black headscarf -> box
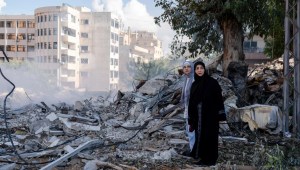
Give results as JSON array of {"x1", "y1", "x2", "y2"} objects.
[{"x1": 190, "y1": 61, "x2": 208, "y2": 104}]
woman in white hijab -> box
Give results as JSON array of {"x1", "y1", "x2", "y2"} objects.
[{"x1": 180, "y1": 60, "x2": 195, "y2": 154}]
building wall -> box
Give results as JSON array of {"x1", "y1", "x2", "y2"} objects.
[
  {"x1": 35, "y1": 5, "x2": 81, "y2": 88},
  {"x1": 0, "y1": 15, "x2": 35, "y2": 62},
  {"x1": 78, "y1": 12, "x2": 120, "y2": 92},
  {"x1": 119, "y1": 29, "x2": 164, "y2": 91},
  {"x1": 0, "y1": 6, "x2": 164, "y2": 92},
  {"x1": 33, "y1": 5, "x2": 120, "y2": 92}
]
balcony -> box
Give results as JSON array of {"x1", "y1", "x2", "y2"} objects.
[
  {"x1": 62, "y1": 34, "x2": 77, "y2": 43},
  {"x1": 60, "y1": 76, "x2": 76, "y2": 82},
  {"x1": 61, "y1": 49, "x2": 77, "y2": 57},
  {"x1": 61, "y1": 62, "x2": 77, "y2": 70}
]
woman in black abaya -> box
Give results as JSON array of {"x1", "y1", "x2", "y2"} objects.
[{"x1": 188, "y1": 61, "x2": 226, "y2": 166}]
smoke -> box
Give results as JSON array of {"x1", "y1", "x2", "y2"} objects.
[
  {"x1": 0, "y1": 62, "x2": 89, "y2": 109},
  {"x1": 0, "y1": 0, "x2": 6, "y2": 11},
  {"x1": 92, "y1": 0, "x2": 175, "y2": 54},
  {"x1": 123, "y1": 0, "x2": 157, "y2": 32}
]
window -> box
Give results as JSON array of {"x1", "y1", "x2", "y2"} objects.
[
  {"x1": 62, "y1": 27, "x2": 76, "y2": 37},
  {"x1": 48, "y1": 15, "x2": 52, "y2": 21},
  {"x1": 48, "y1": 28, "x2": 52, "y2": 35},
  {"x1": 81, "y1": 32, "x2": 88, "y2": 38},
  {"x1": 53, "y1": 42, "x2": 57, "y2": 49},
  {"x1": 114, "y1": 59, "x2": 118, "y2": 66},
  {"x1": 6, "y1": 21, "x2": 15, "y2": 28},
  {"x1": 114, "y1": 71, "x2": 118, "y2": 78},
  {"x1": 81, "y1": 19, "x2": 89, "y2": 25},
  {"x1": 81, "y1": 58, "x2": 88, "y2": 64},
  {"x1": 80, "y1": 71, "x2": 88, "y2": 77},
  {"x1": 18, "y1": 21, "x2": 26, "y2": 28},
  {"x1": 28, "y1": 46, "x2": 34, "y2": 52},
  {"x1": 71, "y1": 15, "x2": 76, "y2": 23},
  {"x1": 53, "y1": 14, "x2": 58, "y2": 21},
  {"x1": 115, "y1": 21, "x2": 119, "y2": 28},
  {"x1": 44, "y1": 28, "x2": 47, "y2": 36},
  {"x1": 17, "y1": 45, "x2": 25, "y2": 52},
  {"x1": 27, "y1": 21, "x2": 35, "y2": 28},
  {"x1": 6, "y1": 45, "x2": 16, "y2": 52},
  {"x1": 7, "y1": 33, "x2": 16, "y2": 40},
  {"x1": 61, "y1": 54, "x2": 68, "y2": 63},
  {"x1": 81, "y1": 46, "x2": 88, "y2": 53},
  {"x1": 17, "y1": 33, "x2": 26, "y2": 41},
  {"x1": 0, "y1": 21, "x2": 4, "y2": 27},
  {"x1": 53, "y1": 55, "x2": 58, "y2": 63},
  {"x1": 0, "y1": 34, "x2": 4, "y2": 39},
  {"x1": 28, "y1": 33, "x2": 34, "y2": 41},
  {"x1": 243, "y1": 41, "x2": 258, "y2": 52},
  {"x1": 110, "y1": 58, "x2": 114, "y2": 65},
  {"x1": 48, "y1": 42, "x2": 52, "y2": 49},
  {"x1": 53, "y1": 28, "x2": 57, "y2": 35},
  {"x1": 111, "y1": 19, "x2": 114, "y2": 27}
]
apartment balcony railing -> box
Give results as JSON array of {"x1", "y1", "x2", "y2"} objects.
[{"x1": 243, "y1": 47, "x2": 264, "y2": 53}]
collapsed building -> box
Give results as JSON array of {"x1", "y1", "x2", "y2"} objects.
[{"x1": 0, "y1": 58, "x2": 299, "y2": 169}]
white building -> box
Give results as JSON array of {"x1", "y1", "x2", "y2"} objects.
[
  {"x1": 33, "y1": 4, "x2": 120, "y2": 91},
  {"x1": 0, "y1": 4, "x2": 165, "y2": 92},
  {"x1": 0, "y1": 15, "x2": 35, "y2": 62},
  {"x1": 78, "y1": 11, "x2": 120, "y2": 92},
  {"x1": 35, "y1": 5, "x2": 81, "y2": 88},
  {"x1": 119, "y1": 28, "x2": 164, "y2": 91}
]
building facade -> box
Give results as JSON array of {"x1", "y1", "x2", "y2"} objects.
[
  {"x1": 0, "y1": 15, "x2": 35, "y2": 62},
  {"x1": 34, "y1": 4, "x2": 121, "y2": 91},
  {"x1": 243, "y1": 35, "x2": 270, "y2": 67},
  {"x1": 119, "y1": 28, "x2": 164, "y2": 91},
  {"x1": 0, "y1": 4, "x2": 165, "y2": 92}
]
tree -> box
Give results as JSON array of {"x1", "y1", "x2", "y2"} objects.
[
  {"x1": 263, "y1": 0, "x2": 285, "y2": 59},
  {"x1": 123, "y1": 58, "x2": 172, "y2": 90},
  {"x1": 154, "y1": 0, "x2": 280, "y2": 76}
]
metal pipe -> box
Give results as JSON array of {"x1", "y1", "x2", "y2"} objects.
[
  {"x1": 283, "y1": 0, "x2": 291, "y2": 135},
  {"x1": 296, "y1": 0, "x2": 300, "y2": 138}
]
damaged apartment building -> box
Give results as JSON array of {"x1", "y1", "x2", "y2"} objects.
[{"x1": 0, "y1": 3, "x2": 164, "y2": 92}]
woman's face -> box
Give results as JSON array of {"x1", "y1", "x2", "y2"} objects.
[
  {"x1": 195, "y1": 64, "x2": 205, "y2": 77},
  {"x1": 183, "y1": 65, "x2": 192, "y2": 76}
]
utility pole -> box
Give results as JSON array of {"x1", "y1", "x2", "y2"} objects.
[{"x1": 283, "y1": 0, "x2": 300, "y2": 138}]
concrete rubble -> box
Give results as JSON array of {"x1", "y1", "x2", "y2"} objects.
[{"x1": 0, "y1": 59, "x2": 299, "y2": 169}]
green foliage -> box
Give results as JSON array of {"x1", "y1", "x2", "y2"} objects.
[
  {"x1": 264, "y1": 145, "x2": 285, "y2": 170},
  {"x1": 263, "y1": 0, "x2": 285, "y2": 59},
  {"x1": 127, "y1": 58, "x2": 172, "y2": 81},
  {"x1": 154, "y1": 0, "x2": 281, "y2": 58}
]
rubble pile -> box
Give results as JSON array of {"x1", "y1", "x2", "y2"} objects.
[
  {"x1": 246, "y1": 58, "x2": 286, "y2": 107},
  {"x1": 0, "y1": 66, "x2": 299, "y2": 169}
]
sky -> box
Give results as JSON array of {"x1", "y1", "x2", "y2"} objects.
[{"x1": 0, "y1": 0, "x2": 175, "y2": 55}]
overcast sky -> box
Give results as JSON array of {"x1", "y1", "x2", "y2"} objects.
[{"x1": 0, "y1": 0, "x2": 174, "y2": 55}]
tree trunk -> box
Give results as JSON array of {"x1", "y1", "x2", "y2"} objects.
[
  {"x1": 220, "y1": 14, "x2": 245, "y2": 77},
  {"x1": 220, "y1": 14, "x2": 248, "y2": 106}
]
